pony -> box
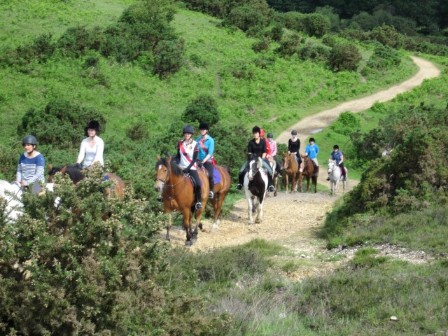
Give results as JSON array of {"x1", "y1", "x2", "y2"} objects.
[
  {"x1": 154, "y1": 156, "x2": 209, "y2": 245},
  {"x1": 328, "y1": 159, "x2": 347, "y2": 195},
  {"x1": 48, "y1": 164, "x2": 125, "y2": 199},
  {"x1": 244, "y1": 156, "x2": 268, "y2": 224},
  {"x1": 281, "y1": 152, "x2": 301, "y2": 192},
  {"x1": 299, "y1": 155, "x2": 318, "y2": 193},
  {"x1": 207, "y1": 164, "x2": 231, "y2": 229}
]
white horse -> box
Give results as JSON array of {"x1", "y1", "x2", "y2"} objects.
[
  {"x1": 0, "y1": 180, "x2": 24, "y2": 223},
  {"x1": 244, "y1": 156, "x2": 268, "y2": 224},
  {"x1": 328, "y1": 160, "x2": 347, "y2": 195},
  {"x1": 0, "y1": 180, "x2": 58, "y2": 223}
]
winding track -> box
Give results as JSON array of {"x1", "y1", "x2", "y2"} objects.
[{"x1": 165, "y1": 56, "x2": 440, "y2": 266}]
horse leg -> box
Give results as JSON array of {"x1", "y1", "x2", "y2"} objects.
[
  {"x1": 256, "y1": 200, "x2": 263, "y2": 224},
  {"x1": 285, "y1": 174, "x2": 289, "y2": 193},
  {"x1": 166, "y1": 213, "x2": 172, "y2": 241},
  {"x1": 183, "y1": 209, "x2": 193, "y2": 246},
  {"x1": 247, "y1": 196, "x2": 254, "y2": 224},
  {"x1": 213, "y1": 192, "x2": 226, "y2": 230},
  {"x1": 313, "y1": 177, "x2": 317, "y2": 193}
]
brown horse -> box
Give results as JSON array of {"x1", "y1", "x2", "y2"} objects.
[
  {"x1": 208, "y1": 165, "x2": 231, "y2": 229},
  {"x1": 281, "y1": 153, "x2": 301, "y2": 192},
  {"x1": 154, "y1": 156, "x2": 209, "y2": 245},
  {"x1": 299, "y1": 156, "x2": 318, "y2": 193},
  {"x1": 47, "y1": 164, "x2": 125, "y2": 199}
]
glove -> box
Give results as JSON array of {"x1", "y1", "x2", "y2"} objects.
[
  {"x1": 197, "y1": 161, "x2": 203, "y2": 168},
  {"x1": 182, "y1": 168, "x2": 189, "y2": 174}
]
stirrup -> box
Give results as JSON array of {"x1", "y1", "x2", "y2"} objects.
[
  {"x1": 209, "y1": 191, "x2": 214, "y2": 199},
  {"x1": 195, "y1": 202, "x2": 202, "y2": 210},
  {"x1": 268, "y1": 185, "x2": 275, "y2": 192}
]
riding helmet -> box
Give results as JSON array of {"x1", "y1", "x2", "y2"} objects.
[
  {"x1": 252, "y1": 126, "x2": 261, "y2": 134},
  {"x1": 309, "y1": 137, "x2": 315, "y2": 143},
  {"x1": 267, "y1": 133, "x2": 273, "y2": 138},
  {"x1": 22, "y1": 134, "x2": 38, "y2": 145},
  {"x1": 199, "y1": 122, "x2": 209, "y2": 131},
  {"x1": 291, "y1": 130, "x2": 297, "y2": 135},
  {"x1": 260, "y1": 129, "x2": 265, "y2": 137},
  {"x1": 333, "y1": 145, "x2": 339, "y2": 149},
  {"x1": 85, "y1": 120, "x2": 100, "y2": 136},
  {"x1": 183, "y1": 125, "x2": 195, "y2": 134}
]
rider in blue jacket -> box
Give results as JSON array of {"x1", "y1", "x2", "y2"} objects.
[{"x1": 196, "y1": 122, "x2": 215, "y2": 199}]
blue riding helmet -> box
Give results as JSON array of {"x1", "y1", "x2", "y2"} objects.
[
  {"x1": 22, "y1": 135, "x2": 37, "y2": 145},
  {"x1": 183, "y1": 125, "x2": 195, "y2": 134}
]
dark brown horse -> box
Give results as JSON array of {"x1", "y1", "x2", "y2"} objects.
[
  {"x1": 299, "y1": 155, "x2": 318, "y2": 193},
  {"x1": 154, "y1": 156, "x2": 209, "y2": 245},
  {"x1": 281, "y1": 153, "x2": 301, "y2": 192},
  {"x1": 208, "y1": 165, "x2": 231, "y2": 229},
  {"x1": 47, "y1": 164, "x2": 125, "y2": 199}
]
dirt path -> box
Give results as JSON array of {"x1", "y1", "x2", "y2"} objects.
[{"x1": 164, "y1": 56, "x2": 440, "y2": 278}]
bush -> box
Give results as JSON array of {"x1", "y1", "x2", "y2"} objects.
[
  {"x1": 362, "y1": 44, "x2": 401, "y2": 76},
  {"x1": 369, "y1": 24, "x2": 403, "y2": 48},
  {"x1": 328, "y1": 43, "x2": 362, "y2": 72},
  {"x1": 57, "y1": 26, "x2": 104, "y2": 57},
  {"x1": 17, "y1": 100, "x2": 106, "y2": 150},
  {"x1": 252, "y1": 37, "x2": 271, "y2": 53},
  {"x1": 330, "y1": 112, "x2": 360, "y2": 135},
  {"x1": 269, "y1": 24, "x2": 284, "y2": 42},
  {"x1": 152, "y1": 38, "x2": 185, "y2": 78},
  {"x1": 275, "y1": 33, "x2": 303, "y2": 57},
  {"x1": 226, "y1": 4, "x2": 268, "y2": 32},
  {"x1": 182, "y1": 94, "x2": 220, "y2": 127},
  {"x1": 300, "y1": 13, "x2": 330, "y2": 37},
  {"x1": 298, "y1": 42, "x2": 331, "y2": 62}
]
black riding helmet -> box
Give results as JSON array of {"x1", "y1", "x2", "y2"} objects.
[
  {"x1": 333, "y1": 145, "x2": 339, "y2": 150},
  {"x1": 22, "y1": 135, "x2": 37, "y2": 145},
  {"x1": 267, "y1": 133, "x2": 273, "y2": 138},
  {"x1": 199, "y1": 122, "x2": 209, "y2": 131},
  {"x1": 291, "y1": 130, "x2": 297, "y2": 135},
  {"x1": 85, "y1": 120, "x2": 100, "y2": 136},
  {"x1": 309, "y1": 137, "x2": 315, "y2": 143},
  {"x1": 183, "y1": 125, "x2": 195, "y2": 134},
  {"x1": 252, "y1": 126, "x2": 261, "y2": 134}
]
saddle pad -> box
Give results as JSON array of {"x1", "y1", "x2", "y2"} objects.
[{"x1": 213, "y1": 167, "x2": 221, "y2": 185}]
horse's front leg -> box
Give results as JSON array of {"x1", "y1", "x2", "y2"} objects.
[
  {"x1": 255, "y1": 200, "x2": 263, "y2": 224},
  {"x1": 182, "y1": 210, "x2": 193, "y2": 246},
  {"x1": 285, "y1": 174, "x2": 289, "y2": 193},
  {"x1": 166, "y1": 212, "x2": 172, "y2": 241},
  {"x1": 247, "y1": 196, "x2": 254, "y2": 224}
]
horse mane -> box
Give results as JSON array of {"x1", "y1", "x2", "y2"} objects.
[
  {"x1": 156, "y1": 157, "x2": 183, "y2": 176},
  {"x1": 48, "y1": 164, "x2": 84, "y2": 183}
]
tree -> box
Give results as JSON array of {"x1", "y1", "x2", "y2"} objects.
[
  {"x1": 328, "y1": 43, "x2": 362, "y2": 72},
  {"x1": 182, "y1": 94, "x2": 220, "y2": 127}
]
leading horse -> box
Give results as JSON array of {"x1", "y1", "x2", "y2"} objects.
[
  {"x1": 299, "y1": 155, "x2": 318, "y2": 193},
  {"x1": 48, "y1": 164, "x2": 125, "y2": 199},
  {"x1": 154, "y1": 156, "x2": 209, "y2": 245},
  {"x1": 244, "y1": 156, "x2": 268, "y2": 224},
  {"x1": 328, "y1": 159, "x2": 347, "y2": 195},
  {"x1": 281, "y1": 152, "x2": 301, "y2": 192}
]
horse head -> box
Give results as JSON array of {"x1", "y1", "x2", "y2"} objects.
[
  {"x1": 155, "y1": 156, "x2": 169, "y2": 192},
  {"x1": 328, "y1": 159, "x2": 337, "y2": 174},
  {"x1": 48, "y1": 164, "x2": 83, "y2": 184},
  {"x1": 248, "y1": 155, "x2": 263, "y2": 181}
]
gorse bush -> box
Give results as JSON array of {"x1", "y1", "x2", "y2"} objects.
[
  {"x1": 328, "y1": 42, "x2": 362, "y2": 72},
  {"x1": 362, "y1": 44, "x2": 401, "y2": 76},
  {"x1": 275, "y1": 32, "x2": 303, "y2": 57}
]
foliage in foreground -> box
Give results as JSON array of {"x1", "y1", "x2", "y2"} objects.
[{"x1": 0, "y1": 166, "x2": 226, "y2": 335}]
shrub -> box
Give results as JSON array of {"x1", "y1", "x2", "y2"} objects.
[
  {"x1": 0, "y1": 166, "x2": 226, "y2": 334},
  {"x1": 300, "y1": 13, "x2": 330, "y2": 37},
  {"x1": 328, "y1": 43, "x2": 362, "y2": 72},
  {"x1": 152, "y1": 38, "x2": 185, "y2": 78},
  {"x1": 369, "y1": 24, "x2": 403, "y2": 48},
  {"x1": 330, "y1": 112, "x2": 360, "y2": 135},
  {"x1": 182, "y1": 94, "x2": 220, "y2": 127},
  {"x1": 57, "y1": 26, "x2": 104, "y2": 57},
  {"x1": 362, "y1": 44, "x2": 401, "y2": 76},
  {"x1": 226, "y1": 4, "x2": 268, "y2": 32},
  {"x1": 275, "y1": 32, "x2": 303, "y2": 57},
  {"x1": 298, "y1": 42, "x2": 331, "y2": 62},
  {"x1": 252, "y1": 37, "x2": 271, "y2": 53},
  {"x1": 17, "y1": 100, "x2": 106, "y2": 150},
  {"x1": 269, "y1": 24, "x2": 284, "y2": 42}
]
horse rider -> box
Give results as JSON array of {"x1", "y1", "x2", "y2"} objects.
[
  {"x1": 236, "y1": 126, "x2": 275, "y2": 192},
  {"x1": 77, "y1": 120, "x2": 104, "y2": 169},
  {"x1": 196, "y1": 121, "x2": 215, "y2": 199},
  {"x1": 288, "y1": 130, "x2": 301, "y2": 164},
  {"x1": 260, "y1": 128, "x2": 271, "y2": 158},
  {"x1": 267, "y1": 132, "x2": 281, "y2": 175},
  {"x1": 304, "y1": 137, "x2": 319, "y2": 173},
  {"x1": 15, "y1": 135, "x2": 45, "y2": 194},
  {"x1": 177, "y1": 125, "x2": 203, "y2": 210},
  {"x1": 328, "y1": 144, "x2": 346, "y2": 181}
]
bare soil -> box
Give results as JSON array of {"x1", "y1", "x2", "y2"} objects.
[{"x1": 162, "y1": 56, "x2": 440, "y2": 278}]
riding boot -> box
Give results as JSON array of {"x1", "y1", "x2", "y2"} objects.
[
  {"x1": 268, "y1": 174, "x2": 275, "y2": 192},
  {"x1": 195, "y1": 186, "x2": 202, "y2": 210},
  {"x1": 208, "y1": 177, "x2": 214, "y2": 198},
  {"x1": 236, "y1": 171, "x2": 245, "y2": 190},
  {"x1": 315, "y1": 166, "x2": 319, "y2": 177}
]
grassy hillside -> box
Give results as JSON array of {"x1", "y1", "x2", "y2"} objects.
[{"x1": 0, "y1": 0, "x2": 416, "y2": 153}]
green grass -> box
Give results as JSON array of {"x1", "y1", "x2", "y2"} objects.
[{"x1": 0, "y1": 1, "x2": 418, "y2": 152}]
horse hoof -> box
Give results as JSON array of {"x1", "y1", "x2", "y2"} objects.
[
  {"x1": 274, "y1": 191, "x2": 277, "y2": 197},
  {"x1": 185, "y1": 240, "x2": 193, "y2": 246},
  {"x1": 198, "y1": 222, "x2": 203, "y2": 231}
]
